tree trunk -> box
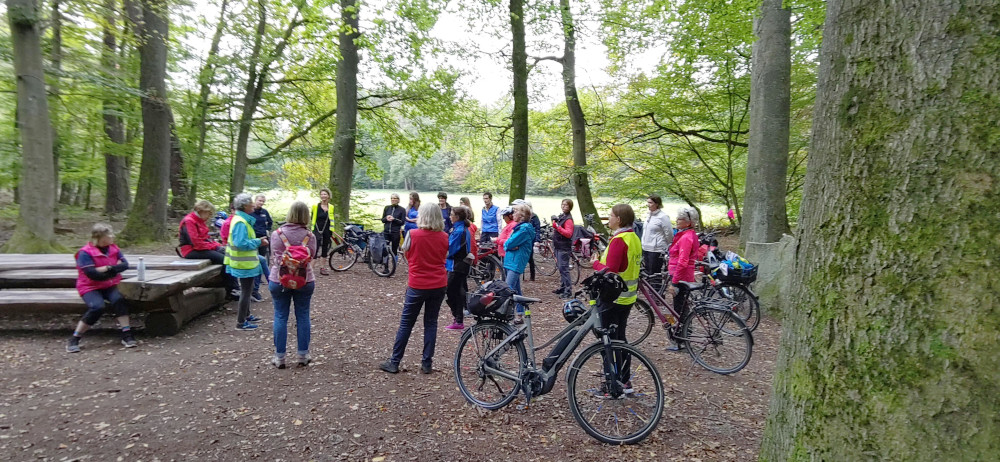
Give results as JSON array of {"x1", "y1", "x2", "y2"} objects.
[
  {"x1": 328, "y1": 0, "x2": 360, "y2": 224},
  {"x1": 229, "y1": 0, "x2": 267, "y2": 198},
  {"x1": 168, "y1": 110, "x2": 188, "y2": 215},
  {"x1": 102, "y1": 0, "x2": 131, "y2": 215},
  {"x1": 761, "y1": 0, "x2": 1000, "y2": 459},
  {"x1": 120, "y1": 0, "x2": 170, "y2": 243},
  {"x1": 3, "y1": 0, "x2": 61, "y2": 253},
  {"x1": 507, "y1": 0, "x2": 528, "y2": 200},
  {"x1": 187, "y1": 0, "x2": 230, "y2": 205},
  {"x1": 49, "y1": 0, "x2": 63, "y2": 211},
  {"x1": 558, "y1": 0, "x2": 605, "y2": 235},
  {"x1": 742, "y1": 0, "x2": 791, "y2": 246}
]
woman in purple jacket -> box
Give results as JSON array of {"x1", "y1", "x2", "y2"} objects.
[{"x1": 268, "y1": 201, "x2": 319, "y2": 368}]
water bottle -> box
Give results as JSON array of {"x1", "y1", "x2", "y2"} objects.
[{"x1": 137, "y1": 257, "x2": 146, "y2": 281}]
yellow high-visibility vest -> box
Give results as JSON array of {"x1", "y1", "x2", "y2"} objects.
[
  {"x1": 597, "y1": 230, "x2": 641, "y2": 305},
  {"x1": 224, "y1": 215, "x2": 259, "y2": 270}
]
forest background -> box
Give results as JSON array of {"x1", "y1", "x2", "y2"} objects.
[{"x1": 0, "y1": 0, "x2": 822, "y2": 245}]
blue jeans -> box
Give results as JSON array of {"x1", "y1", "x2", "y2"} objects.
[
  {"x1": 390, "y1": 286, "x2": 446, "y2": 367},
  {"x1": 505, "y1": 269, "x2": 524, "y2": 314},
  {"x1": 253, "y1": 255, "x2": 270, "y2": 295},
  {"x1": 268, "y1": 281, "x2": 314, "y2": 357}
]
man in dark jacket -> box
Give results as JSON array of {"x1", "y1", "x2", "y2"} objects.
[
  {"x1": 250, "y1": 194, "x2": 273, "y2": 302},
  {"x1": 381, "y1": 193, "x2": 406, "y2": 257}
]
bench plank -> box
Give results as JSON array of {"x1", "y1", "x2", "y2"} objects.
[
  {"x1": 0, "y1": 254, "x2": 209, "y2": 271},
  {"x1": 118, "y1": 265, "x2": 224, "y2": 301}
]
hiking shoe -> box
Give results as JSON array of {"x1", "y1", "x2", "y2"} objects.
[
  {"x1": 513, "y1": 314, "x2": 524, "y2": 325},
  {"x1": 379, "y1": 360, "x2": 399, "y2": 374},
  {"x1": 297, "y1": 353, "x2": 312, "y2": 367},
  {"x1": 246, "y1": 315, "x2": 261, "y2": 322},
  {"x1": 666, "y1": 342, "x2": 686, "y2": 352},
  {"x1": 623, "y1": 381, "x2": 635, "y2": 394},
  {"x1": 228, "y1": 289, "x2": 241, "y2": 300},
  {"x1": 319, "y1": 268, "x2": 330, "y2": 276},
  {"x1": 420, "y1": 363, "x2": 432, "y2": 374},
  {"x1": 272, "y1": 355, "x2": 286, "y2": 369},
  {"x1": 251, "y1": 292, "x2": 264, "y2": 302},
  {"x1": 445, "y1": 322, "x2": 465, "y2": 330},
  {"x1": 552, "y1": 288, "x2": 564, "y2": 294},
  {"x1": 66, "y1": 336, "x2": 81, "y2": 353},
  {"x1": 121, "y1": 332, "x2": 137, "y2": 348},
  {"x1": 236, "y1": 321, "x2": 259, "y2": 330}
]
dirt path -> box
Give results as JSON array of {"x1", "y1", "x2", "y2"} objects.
[{"x1": 0, "y1": 253, "x2": 778, "y2": 461}]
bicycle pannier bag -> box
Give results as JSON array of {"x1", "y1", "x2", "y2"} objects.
[
  {"x1": 369, "y1": 232, "x2": 387, "y2": 263},
  {"x1": 276, "y1": 229, "x2": 312, "y2": 289},
  {"x1": 467, "y1": 280, "x2": 516, "y2": 319}
]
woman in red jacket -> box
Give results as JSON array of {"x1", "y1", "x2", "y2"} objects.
[
  {"x1": 379, "y1": 202, "x2": 449, "y2": 375},
  {"x1": 179, "y1": 200, "x2": 225, "y2": 262}
]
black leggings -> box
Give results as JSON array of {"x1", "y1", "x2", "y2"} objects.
[
  {"x1": 446, "y1": 271, "x2": 468, "y2": 322},
  {"x1": 315, "y1": 231, "x2": 333, "y2": 258},
  {"x1": 385, "y1": 231, "x2": 401, "y2": 255}
]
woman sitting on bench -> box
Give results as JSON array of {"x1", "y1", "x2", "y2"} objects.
[
  {"x1": 179, "y1": 200, "x2": 238, "y2": 298},
  {"x1": 66, "y1": 223, "x2": 136, "y2": 353}
]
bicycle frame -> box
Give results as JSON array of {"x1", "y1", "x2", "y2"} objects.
[
  {"x1": 636, "y1": 277, "x2": 681, "y2": 327},
  {"x1": 476, "y1": 302, "x2": 612, "y2": 404}
]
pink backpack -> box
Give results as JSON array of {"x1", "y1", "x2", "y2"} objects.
[{"x1": 276, "y1": 229, "x2": 312, "y2": 289}]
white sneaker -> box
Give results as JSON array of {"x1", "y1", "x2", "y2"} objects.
[{"x1": 271, "y1": 355, "x2": 286, "y2": 369}]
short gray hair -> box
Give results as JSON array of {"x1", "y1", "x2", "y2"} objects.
[
  {"x1": 233, "y1": 193, "x2": 253, "y2": 211},
  {"x1": 417, "y1": 202, "x2": 444, "y2": 231},
  {"x1": 676, "y1": 207, "x2": 699, "y2": 224}
]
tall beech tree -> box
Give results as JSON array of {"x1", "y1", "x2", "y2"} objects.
[
  {"x1": 120, "y1": 0, "x2": 171, "y2": 243},
  {"x1": 507, "y1": 0, "x2": 529, "y2": 200},
  {"x1": 742, "y1": 0, "x2": 791, "y2": 245},
  {"x1": 3, "y1": 0, "x2": 61, "y2": 252},
  {"x1": 101, "y1": 0, "x2": 131, "y2": 215},
  {"x1": 762, "y1": 0, "x2": 1000, "y2": 458},
  {"x1": 328, "y1": 0, "x2": 360, "y2": 224}
]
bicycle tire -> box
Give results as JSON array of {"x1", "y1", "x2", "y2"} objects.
[
  {"x1": 568, "y1": 257, "x2": 582, "y2": 285},
  {"x1": 537, "y1": 242, "x2": 557, "y2": 276},
  {"x1": 627, "y1": 299, "x2": 655, "y2": 347},
  {"x1": 712, "y1": 284, "x2": 760, "y2": 332},
  {"x1": 454, "y1": 321, "x2": 526, "y2": 410},
  {"x1": 368, "y1": 248, "x2": 396, "y2": 277},
  {"x1": 328, "y1": 244, "x2": 359, "y2": 271},
  {"x1": 471, "y1": 255, "x2": 504, "y2": 286},
  {"x1": 566, "y1": 341, "x2": 665, "y2": 445},
  {"x1": 682, "y1": 306, "x2": 752, "y2": 375}
]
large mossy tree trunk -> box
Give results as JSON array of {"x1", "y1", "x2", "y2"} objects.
[
  {"x1": 507, "y1": 0, "x2": 528, "y2": 201},
  {"x1": 557, "y1": 0, "x2": 604, "y2": 234},
  {"x1": 120, "y1": 0, "x2": 171, "y2": 244},
  {"x1": 761, "y1": 0, "x2": 1000, "y2": 459},
  {"x1": 329, "y1": 0, "x2": 359, "y2": 225},
  {"x1": 3, "y1": 0, "x2": 62, "y2": 253},
  {"x1": 741, "y1": 0, "x2": 790, "y2": 246},
  {"x1": 102, "y1": 0, "x2": 131, "y2": 215}
]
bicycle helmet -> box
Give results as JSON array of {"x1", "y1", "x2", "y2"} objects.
[
  {"x1": 213, "y1": 211, "x2": 228, "y2": 228},
  {"x1": 562, "y1": 298, "x2": 587, "y2": 323}
]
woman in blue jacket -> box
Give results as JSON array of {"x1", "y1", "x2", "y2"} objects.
[{"x1": 503, "y1": 203, "x2": 536, "y2": 324}]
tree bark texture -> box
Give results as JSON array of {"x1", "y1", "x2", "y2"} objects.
[
  {"x1": 3, "y1": 0, "x2": 60, "y2": 252},
  {"x1": 121, "y1": 0, "x2": 171, "y2": 243},
  {"x1": 507, "y1": 0, "x2": 528, "y2": 200},
  {"x1": 49, "y1": 0, "x2": 63, "y2": 209},
  {"x1": 742, "y1": 0, "x2": 791, "y2": 246},
  {"x1": 329, "y1": 0, "x2": 360, "y2": 224},
  {"x1": 187, "y1": 0, "x2": 229, "y2": 205},
  {"x1": 102, "y1": 0, "x2": 131, "y2": 215},
  {"x1": 558, "y1": 0, "x2": 605, "y2": 235},
  {"x1": 761, "y1": 1, "x2": 1000, "y2": 459},
  {"x1": 168, "y1": 109, "x2": 189, "y2": 215}
]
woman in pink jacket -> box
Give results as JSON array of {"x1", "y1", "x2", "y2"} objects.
[{"x1": 666, "y1": 207, "x2": 699, "y2": 350}]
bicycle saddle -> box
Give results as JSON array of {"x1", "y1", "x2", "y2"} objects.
[
  {"x1": 512, "y1": 295, "x2": 540, "y2": 304},
  {"x1": 677, "y1": 280, "x2": 704, "y2": 291}
]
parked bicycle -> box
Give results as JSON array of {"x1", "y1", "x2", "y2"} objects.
[
  {"x1": 467, "y1": 241, "x2": 505, "y2": 286},
  {"x1": 454, "y1": 271, "x2": 665, "y2": 445},
  {"x1": 626, "y1": 270, "x2": 753, "y2": 374},
  {"x1": 327, "y1": 223, "x2": 396, "y2": 277}
]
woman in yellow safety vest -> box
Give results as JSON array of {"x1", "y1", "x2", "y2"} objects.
[
  {"x1": 590, "y1": 204, "x2": 641, "y2": 390},
  {"x1": 226, "y1": 193, "x2": 269, "y2": 330}
]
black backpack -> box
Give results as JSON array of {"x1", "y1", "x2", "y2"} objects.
[{"x1": 467, "y1": 280, "x2": 516, "y2": 320}]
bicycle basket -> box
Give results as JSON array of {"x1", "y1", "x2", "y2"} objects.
[
  {"x1": 467, "y1": 280, "x2": 515, "y2": 320},
  {"x1": 715, "y1": 262, "x2": 758, "y2": 284}
]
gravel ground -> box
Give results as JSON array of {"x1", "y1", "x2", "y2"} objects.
[{"x1": 1, "y1": 250, "x2": 778, "y2": 461}]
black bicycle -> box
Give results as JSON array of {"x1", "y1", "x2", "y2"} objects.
[
  {"x1": 327, "y1": 223, "x2": 396, "y2": 277},
  {"x1": 454, "y1": 271, "x2": 665, "y2": 445}
]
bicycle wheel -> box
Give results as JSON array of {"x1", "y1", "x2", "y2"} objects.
[
  {"x1": 368, "y1": 248, "x2": 396, "y2": 277},
  {"x1": 682, "y1": 306, "x2": 752, "y2": 375},
  {"x1": 471, "y1": 255, "x2": 504, "y2": 285},
  {"x1": 566, "y1": 341, "x2": 664, "y2": 445},
  {"x1": 535, "y1": 243, "x2": 557, "y2": 276},
  {"x1": 713, "y1": 284, "x2": 760, "y2": 332},
  {"x1": 568, "y1": 256, "x2": 582, "y2": 284},
  {"x1": 328, "y1": 244, "x2": 359, "y2": 271},
  {"x1": 627, "y1": 299, "x2": 655, "y2": 347},
  {"x1": 454, "y1": 321, "x2": 526, "y2": 410}
]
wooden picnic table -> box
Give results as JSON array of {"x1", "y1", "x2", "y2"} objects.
[{"x1": 0, "y1": 254, "x2": 227, "y2": 335}]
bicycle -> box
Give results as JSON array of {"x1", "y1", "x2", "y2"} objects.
[
  {"x1": 467, "y1": 241, "x2": 505, "y2": 286},
  {"x1": 327, "y1": 223, "x2": 396, "y2": 277},
  {"x1": 454, "y1": 271, "x2": 665, "y2": 445},
  {"x1": 625, "y1": 271, "x2": 753, "y2": 375}
]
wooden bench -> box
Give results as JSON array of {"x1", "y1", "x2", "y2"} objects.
[{"x1": 0, "y1": 254, "x2": 228, "y2": 335}]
